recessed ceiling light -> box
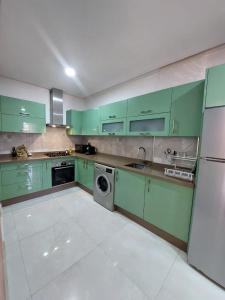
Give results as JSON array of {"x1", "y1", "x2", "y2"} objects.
[{"x1": 64, "y1": 67, "x2": 76, "y2": 77}]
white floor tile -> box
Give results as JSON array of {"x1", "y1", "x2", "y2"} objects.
[
  {"x1": 20, "y1": 217, "x2": 96, "y2": 293},
  {"x1": 5, "y1": 240, "x2": 30, "y2": 300},
  {"x1": 13, "y1": 199, "x2": 69, "y2": 240},
  {"x1": 100, "y1": 222, "x2": 179, "y2": 299},
  {"x1": 75, "y1": 200, "x2": 128, "y2": 244},
  {"x1": 155, "y1": 252, "x2": 225, "y2": 300},
  {"x1": 2, "y1": 211, "x2": 18, "y2": 246},
  {"x1": 32, "y1": 247, "x2": 149, "y2": 300}
]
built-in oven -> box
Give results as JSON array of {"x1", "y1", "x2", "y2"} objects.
[{"x1": 52, "y1": 160, "x2": 75, "y2": 186}]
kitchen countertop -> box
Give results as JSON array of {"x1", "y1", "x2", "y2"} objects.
[{"x1": 0, "y1": 152, "x2": 194, "y2": 188}]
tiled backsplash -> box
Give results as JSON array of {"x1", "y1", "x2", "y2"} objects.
[
  {"x1": 0, "y1": 128, "x2": 198, "y2": 167},
  {"x1": 0, "y1": 127, "x2": 83, "y2": 154},
  {"x1": 84, "y1": 136, "x2": 198, "y2": 166}
]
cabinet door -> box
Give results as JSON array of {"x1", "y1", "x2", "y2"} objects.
[
  {"x1": 86, "y1": 161, "x2": 94, "y2": 190},
  {"x1": 42, "y1": 160, "x2": 52, "y2": 189},
  {"x1": 144, "y1": 177, "x2": 193, "y2": 242},
  {"x1": 114, "y1": 169, "x2": 146, "y2": 218},
  {"x1": 127, "y1": 88, "x2": 172, "y2": 117},
  {"x1": 170, "y1": 80, "x2": 204, "y2": 136},
  {"x1": 100, "y1": 100, "x2": 127, "y2": 120},
  {"x1": 76, "y1": 159, "x2": 94, "y2": 190},
  {"x1": 127, "y1": 113, "x2": 170, "y2": 136},
  {"x1": 205, "y1": 64, "x2": 225, "y2": 108},
  {"x1": 0, "y1": 114, "x2": 2, "y2": 131},
  {"x1": 100, "y1": 118, "x2": 126, "y2": 136},
  {"x1": 1, "y1": 114, "x2": 45, "y2": 133},
  {"x1": 66, "y1": 110, "x2": 82, "y2": 135},
  {"x1": 82, "y1": 109, "x2": 100, "y2": 135},
  {"x1": 1, "y1": 96, "x2": 45, "y2": 118}
]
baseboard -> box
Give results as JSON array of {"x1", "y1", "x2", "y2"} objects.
[
  {"x1": 115, "y1": 206, "x2": 187, "y2": 252},
  {"x1": 1, "y1": 182, "x2": 77, "y2": 207}
]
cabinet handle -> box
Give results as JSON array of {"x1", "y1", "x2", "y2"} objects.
[
  {"x1": 109, "y1": 115, "x2": 116, "y2": 119},
  {"x1": 148, "y1": 179, "x2": 151, "y2": 192},
  {"x1": 172, "y1": 119, "x2": 175, "y2": 134},
  {"x1": 139, "y1": 133, "x2": 145, "y2": 136},
  {"x1": 140, "y1": 110, "x2": 152, "y2": 114},
  {"x1": 115, "y1": 170, "x2": 118, "y2": 182},
  {"x1": 19, "y1": 112, "x2": 30, "y2": 116}
]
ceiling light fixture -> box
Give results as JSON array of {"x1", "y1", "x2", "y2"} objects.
[{"x1": 64, "y1": 67, "x2": 76, "y2": 77}]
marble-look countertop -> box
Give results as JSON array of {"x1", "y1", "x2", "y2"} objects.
[{"x1": 0, "y1": 152, "x2": 194, "y2": 188}]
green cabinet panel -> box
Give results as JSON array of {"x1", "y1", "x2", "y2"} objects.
[
  {"x1": 0, "y1": 161, "x2": 43, "y2": 200},
  {"x1": 1, "y1": 114, "x2": 45, "y2": 133},
  {"x1": 0, "y1": 114, "x2": 2, "y2": 131},
  {"x1": 82, "y1": 109, "x2": 100, "y2": 135},
  {"x1": 127, "y1": 88, "x2": 172, "y2": 117},
  {"x1": 100, "y1": 100, "x2": 127, "y2": 121},
  {"x1": 205, "y1": 64, "x2": 225, "y2": 108},
  {"x1": 100, "y1": 118, "x2": 127, "y2": 136},
  {"x1": 127, "y1": 113, "x2": 170, "y2": 136},
  {"x1": 42, "y1": 160, "x2": 52, "y2": 189},
  {"x1": 1, "y1": 96, "x2": 45, "y2": 118},
  {"x1": 170, "y1": 80, "x2": 204, "y2": 136},
  {"x1": 66, "y1": 110, "x2": 82, "y2": 135},
  {"x1": 76, "y1": 158, "x2": 94, "y2": 190},
  {"x1": 114, "y1": 169, "x2": 146, "y2": 218},
  {"x1": 144, "y1": 177, "x2": 193, "y2": 242}
]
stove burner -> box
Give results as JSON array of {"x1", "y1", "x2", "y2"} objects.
[{"x1": 45, "y1": 151, "x2": 70, "y2": 157}]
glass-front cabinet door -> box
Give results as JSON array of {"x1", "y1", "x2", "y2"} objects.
[
  {"x1": 126, "y1": 113, "x2": 170, "y2": 136},
  {"x1": 100, "y1": 118, "x2": 126, "y2": 136}
]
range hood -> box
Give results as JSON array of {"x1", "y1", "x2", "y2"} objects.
[{"x1": 47, "y1": 88, "x2": 69, "y2": 128}]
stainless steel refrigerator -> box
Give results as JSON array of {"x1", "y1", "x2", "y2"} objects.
[{"x1": 188, "y1": 106, "x2": 225, "y2": 288}]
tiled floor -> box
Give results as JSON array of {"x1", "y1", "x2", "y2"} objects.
[{"x1": 2, "y1": 187, "x2": 225, "y2": 300}]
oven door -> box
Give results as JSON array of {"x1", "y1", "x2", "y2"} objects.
[{"x1": 52, "y1": 165, "x2": 75, "y2": 186}]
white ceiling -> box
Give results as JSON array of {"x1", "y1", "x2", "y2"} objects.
[{"x1": 0, "y1": 0, "x2": 225, "y2": 98}]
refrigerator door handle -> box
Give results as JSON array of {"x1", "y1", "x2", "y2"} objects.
[{"x1": 201, "y1": 157, "x2": 225, "y2": 163}]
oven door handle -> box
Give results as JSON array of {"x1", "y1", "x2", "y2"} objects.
[{"x1": 53, "y1": 165, "x2": 74, "y2": 170}]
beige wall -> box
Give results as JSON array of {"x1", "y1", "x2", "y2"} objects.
[{"x1": 0, "y1": 127, "x2": 83, "y2": 154}]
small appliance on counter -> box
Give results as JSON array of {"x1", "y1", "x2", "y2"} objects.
[
  {"x1": 86, "y1": 143, "x2": 96, "y2": 155},
  {"x1": 75, "y1": 143, "x2": 96, "y2": 155}
]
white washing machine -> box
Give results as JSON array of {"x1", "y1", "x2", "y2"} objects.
[{"x1": 93, "y1": 163, "x2": 115, "y2": 211}]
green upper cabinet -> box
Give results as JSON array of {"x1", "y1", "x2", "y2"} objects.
[
  {"x1": 66, "y1": 110, "x2": 82, "y2": 135},
  {"x1": 1, "y1": 114, "x2": 46, "y2": 134},
  {"x1": 126, "y1": 112, "x2": 170, "y2": 136},
  {"x1": 144, "y1": 177, "x2": 193, "y2": 242},
  {"x1": 100, "y1": 118, "x2": 127, "y2": 136},
  {"x1": 170, "y1": 80, "x2": 204, "y2": 137},
  {"x1": 100, "y1": 100, "x2": 127, "y2": 121},
  {"x1": 114, "y1": 168, "x2": 146, "y2": 218},
  {"x1": 127, "y1": 88, "x2": 172, "y2": 117},
  {"x1": 82, "y1": 108, "x2": 100, "y2": 135},
  {"x1": 76, "y1": 158, "x2": 94, "y2": 190},
  {"x1": 205, "y1": 63, "x2": 225, "y2": 108},
  {"x1": 1, "y1": 96, "x2": 45, "y2": 118},
  {"x1": 0, "y1": 95, "x2": 46, "y2": 133}
]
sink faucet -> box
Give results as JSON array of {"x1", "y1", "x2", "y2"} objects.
[{"x1": 137, "y1": 146, "x2": 146, "y2": 161}]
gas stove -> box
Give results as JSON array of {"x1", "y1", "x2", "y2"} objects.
[{"x1": 45, "y1": 151, "x2": 71, "y2": 157}]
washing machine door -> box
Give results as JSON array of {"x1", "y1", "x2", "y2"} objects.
[{"x1": 95, "y1": 174, "x2": 111, "y2": 196}]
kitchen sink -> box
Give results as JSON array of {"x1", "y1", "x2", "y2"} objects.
[{"x1": 125, "y1": 162, "x2": 147, "y2": 169}]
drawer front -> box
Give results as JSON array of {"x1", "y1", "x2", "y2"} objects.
[
  {"x1": 127, "y1": 88, "x2": 172, "y2": 117},
  {"x1": 1, "y1": 114, "x2": 45, "y2": 133},
  {"x1": 1, "y1": 179, "x2": 42, "y2": 200},
  {"x1": 1, "y1": 165, "x2": 42, "y2": 186},
  {"x1": 100, "y1": 100, "x2": 127, "y2": 121},
  {"x1": 1, "y1": 96, "x2": 45, "y2": 118},
  {"x1": 0, "y1": 161, "x2": 42, "y2": 171}
]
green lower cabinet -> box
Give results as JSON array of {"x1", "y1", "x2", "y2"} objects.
[
  {"x1": 170, "y1": 80, "x2": 204, "y2": 136},
  {"x1": 126, "y1": 113, "x2": 170, "y2": 136},
  {"x1": 42, "y1": 160, "x2": 52, "y2": 189},
  {"x1": 144, "y1": 177, "x2": 193, "y2": 242},
  {"x1": 1, "y1": 114, "x2": 46, "y2": 133},
  {"x1": 0, "y1": 161, "x2": 43, "y2": 200},
  {"x1": 0, "y1": 114, "x2": 1, "y2": 131},
  {"x1": 76, "y1": 158, "x2": 94, "y2": 190},
  {"x1": 114, "y1": 169, "x2": 146, "y2": 218}
]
